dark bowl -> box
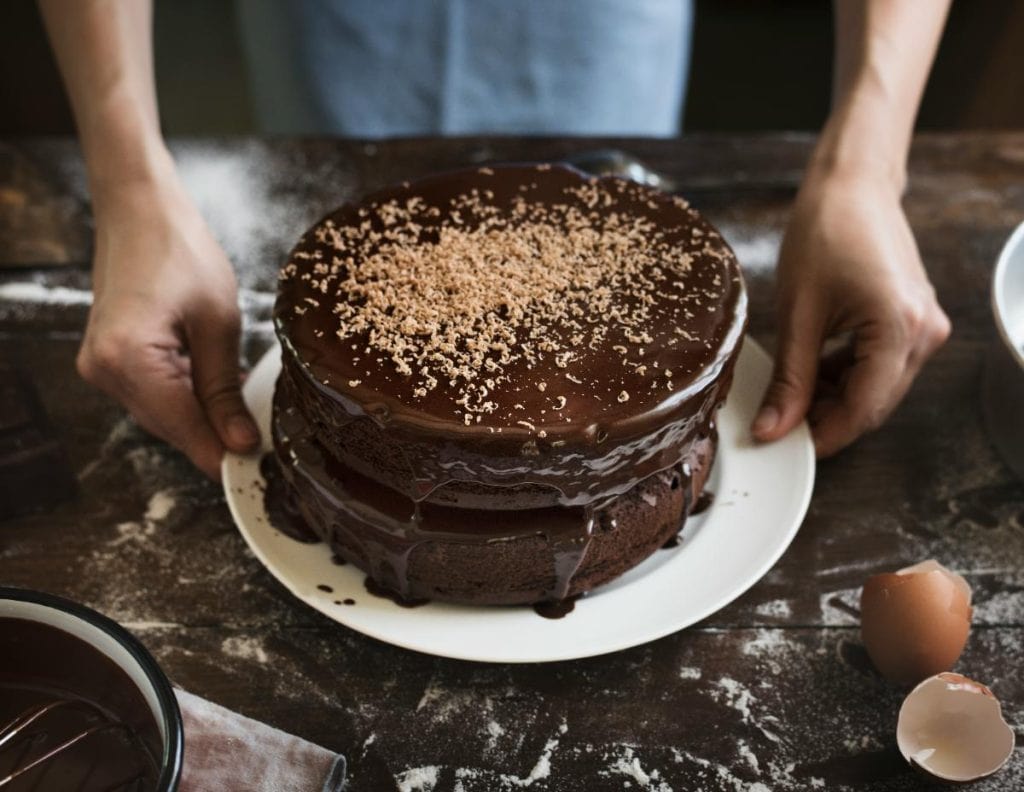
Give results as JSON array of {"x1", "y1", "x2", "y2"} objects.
[{"x1": 0, "y1": 586, "x2": 183, "y2": 790}]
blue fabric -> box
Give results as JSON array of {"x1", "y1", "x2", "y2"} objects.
[{"x1": 237, "y1": 0, "x2": 693, "y2": 137}]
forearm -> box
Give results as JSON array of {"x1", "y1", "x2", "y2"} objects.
[
  {"x1": 37, "y1": 0, "x2": 173, "y2": 203},
  {"x1": 812, "y1": 0, "x2": 952, "y2": 187}
]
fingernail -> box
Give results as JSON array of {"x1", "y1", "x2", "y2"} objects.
[
  {"x1": 752, "y1": 406, "x2": 779, "y2": 437},
  {"x1": 226, "y1": 415, "x2": 259, "y2": 448}
]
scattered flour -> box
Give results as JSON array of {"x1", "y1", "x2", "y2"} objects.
[
  {"x1": 818, "y1": 588, "x2": 861, "y2": 625},
  {"x1": 754, "y1": 599, "x2": 792, "y2": 619},
  {"x1": 145, "y1": 490, "x2": 176, "y2": 523},
  {"x1": 416, "y1": 679, "x2": 494, "y2": 725},
  {"x1": 172, "y1": 141, "x2": 349, "y2": 285},
  {"x1": 712, "y1": 677, "x2": 780, "y2": 744},
  {"x1": 678, "y1": 666, "x2": 702, "y2": 680},
  {"x1": 484, "y1": 720, "x2": 506, "y2": 753},
  {"x1": 119, "y1": 620, "x2": 182, "y2": 631},
  {"x1": 0, "y1": 279, "x2": 273, "y2": 323},
  {"x1": 109, "y1": 521, "x2": 155, "y2": 547},
  {"x1": 670, "y1": 748, "x2": 771, "y2": 792},
  {"x1": 0, "y1": 280, "x2": 91, "y2": 305},
  {"x1": 497, "y1": 722, "x2": 567, "y2": 788},
  {"x1": 604, "y1": 747, "x2": 673, "y2": 792},
  {"x1": 741, "y1": 629, "x2": 797, "y2": 675},
  {"x1": 221, "y1": 636, "x2": 269, "y2": 665},
  {"x1": 109, "y1": 489, "x2": 177, "y2": 547},
  {"x1": 843, "y1": 735, "x2": 881, "y2": 753},
  {"x1": 396, "y1": 766, "x2": 440, "y2": 792},
  {"x1": 717, "y1": 225, "x2": 782, "y2": 274},
  {"x1": 736, "y1": 740, "x2": 760, "y2": 773},
  {"x1": 974, "y1": 590, "x2": 1024, "y2": 625}
]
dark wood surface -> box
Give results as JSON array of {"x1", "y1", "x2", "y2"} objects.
[{"x1": 1, "y1": 134, "x2": 1022, "y2": 791}]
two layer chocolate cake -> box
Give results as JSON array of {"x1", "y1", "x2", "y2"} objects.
[{"x1": 272, "y1": 164, "x2": 746, "y2": 606}]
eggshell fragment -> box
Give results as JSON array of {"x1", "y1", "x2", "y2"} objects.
[
  {"x1": 897, "y1": 672, "x2": 1015, "y2": 783},
  {"x1": 860, "y1": 560, "x2": 972, "y2": 685}
]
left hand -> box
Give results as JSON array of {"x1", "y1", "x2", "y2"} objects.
[{"x1": 751, "y1": 168, "x2": 951, "y2": 457}]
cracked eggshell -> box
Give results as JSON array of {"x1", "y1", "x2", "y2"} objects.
[
  {"x1": 860, "y1": 560, "x2": 973, "y2": 686},
  {"x1": 897, "y1": 672, "x2": 1015, "y2": 783}
]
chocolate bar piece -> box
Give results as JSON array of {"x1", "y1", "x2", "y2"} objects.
[{"x1": 0, "y1": 360, "x2": 77, "y2": 520}]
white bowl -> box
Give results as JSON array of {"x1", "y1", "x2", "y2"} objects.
[{"x1": 982, "y1": 220, "x2": 1024, "y2": 480}]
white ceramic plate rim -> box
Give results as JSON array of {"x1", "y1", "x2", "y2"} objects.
[{"x1": 223, "y1": 336, "x2": 815, "y2": 663}]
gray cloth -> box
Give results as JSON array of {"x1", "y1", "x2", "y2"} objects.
[
  {"x1": 236, "y1": 0, "x2": 694, "y2": 137},
  {"x1": 176, "y1": 689, "x2": 345, "y2": 791}
]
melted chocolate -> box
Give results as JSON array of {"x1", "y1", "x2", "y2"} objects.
[
  {"x1": 691, "y1": 490, "x2": 715, "y2": 515},
  {"x1": 533, "y1": 596, "x2": 579, "y2": 619},
  {"x1": 260, "y1": 453, "x2": 318, "y2": 543},
  {"x1": 363, "y1": 576, "x2": 429, "y2": 608},
  {"x1": 272, "y1": 392, "x2": 710, "y2": 604},
  {"x1": 0, "y1": 618, "x2": 162, "y2": 791}
]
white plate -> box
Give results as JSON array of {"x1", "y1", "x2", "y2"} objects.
[{"x1": 223, "y1": 337, "x2": 815, "y2": 663}]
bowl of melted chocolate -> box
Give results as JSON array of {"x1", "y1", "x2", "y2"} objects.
[{"x1": 0, "y1": 588, "x2": 183, "y2": 791}]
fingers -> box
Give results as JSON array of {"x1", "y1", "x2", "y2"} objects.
[
  {"x1": 810, "y1": 305, "x2": 951, "y2": 457},
  {"x1": 78, "y1": 334, "x2": 227, "y2": 479},
  {"x1": 810, "y1": 343, "x2": 911, "y2": 457},
  {"x1": 131, "y1": 373, "x2": 227, "y2": 480},
  {"x1": 752, "y1": 298, "x2": 825, "y2": 443},
  {"x1": 186, "y1": 302, "x2": 260, "y2": 455}
]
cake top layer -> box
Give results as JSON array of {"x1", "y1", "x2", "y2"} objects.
[{"x1": 275, "y1": 164, "x2": 745, "y2": 439}]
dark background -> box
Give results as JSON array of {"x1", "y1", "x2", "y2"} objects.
[{"x1": 2, "y1": 0, "x2": 1023, "y2": 136}]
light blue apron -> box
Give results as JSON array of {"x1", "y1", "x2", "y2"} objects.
[{"x1": 236, "y1": 0, "x2": 694, "y2": 137}]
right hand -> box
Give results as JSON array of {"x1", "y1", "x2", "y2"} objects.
[
  {"x1": 751, "y1": 167, "x2": 950, "y2": 457},
  {"x1": 78, "y1": 173, "x2": 259, "y2": 479}
]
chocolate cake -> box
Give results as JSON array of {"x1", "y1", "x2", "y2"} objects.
[{"x1": 272, "y1": 164, "x2": 746, "y2": 606}]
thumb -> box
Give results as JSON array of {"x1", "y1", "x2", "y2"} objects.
[
  {"x1": 188, "y1": 305, "x2": 260, "y2": 454},
  {"x1": 752, "y1": 299, "x2": 824, "y2": 442}
]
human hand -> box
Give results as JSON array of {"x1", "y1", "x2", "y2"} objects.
[
  {"x1": 77, "y1": 175, "x2": 259, "y2": 479},
  {"x1": 751, "y1": 168, "x2": 950, "y2": 457}
]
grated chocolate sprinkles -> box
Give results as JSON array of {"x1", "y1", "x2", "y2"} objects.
[{"x1": 278, "y1": 165, "x2": 740, "y2": 429}]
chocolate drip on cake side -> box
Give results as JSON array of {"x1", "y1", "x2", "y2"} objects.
[
  {"x1": 273, "y1": 397, "x2": 608, "y2": 603},
  {"x1": 272, "y1": 388, "x2": 721, "y2": 605},
  {"x1": 269, "y1": 164, "x2": 747, "y2": 606}
]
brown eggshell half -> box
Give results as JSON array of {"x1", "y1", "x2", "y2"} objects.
[
  {"x1": 860, "y1": 564, "x2": 973, "y2": 686},
  {"x1": 897, "y1": 672, "x2": 1015, "y2": 783}
]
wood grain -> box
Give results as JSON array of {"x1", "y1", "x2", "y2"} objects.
[{"x1": 1, "y1": 134, "x2": 1023, "y2": 791}]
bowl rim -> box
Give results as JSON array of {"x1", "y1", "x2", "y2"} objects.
[
  {"x1": 992, "y1": 219, "x2": 1024, "y2": 370},
  {"x1": 0, "y1": 586, "x2": 183, "y2": 791}
]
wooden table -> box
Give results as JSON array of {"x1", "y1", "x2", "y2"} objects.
[{"x1": 1, "y1": 135, "x2": 1022, "y2": 791}]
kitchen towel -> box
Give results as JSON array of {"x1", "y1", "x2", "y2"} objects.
[{"x1": 176, "y1": 689, "x2": 346, "y2": 792}]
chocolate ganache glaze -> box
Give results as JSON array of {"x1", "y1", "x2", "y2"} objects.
[{"x1": 272, "y1": 164, "x2": 746, "y2": 605}]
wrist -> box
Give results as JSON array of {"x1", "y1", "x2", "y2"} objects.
[
  {"x1": 808, "y1": 88, "x2": 911, "y2": 193},
  {"x1": 89, "y1": 148, "x2": 192, "y2": 228},
  {"x1": 88, "y1": 141, "x2": 176, "y2": 207},
  {"x1": 80, "y1": 92, "x2": 177, "y2": 209}
]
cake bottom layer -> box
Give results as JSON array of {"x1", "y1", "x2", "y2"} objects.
[{"x1": 272, "y1": 387, "x2": 717, "y2": 606}]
